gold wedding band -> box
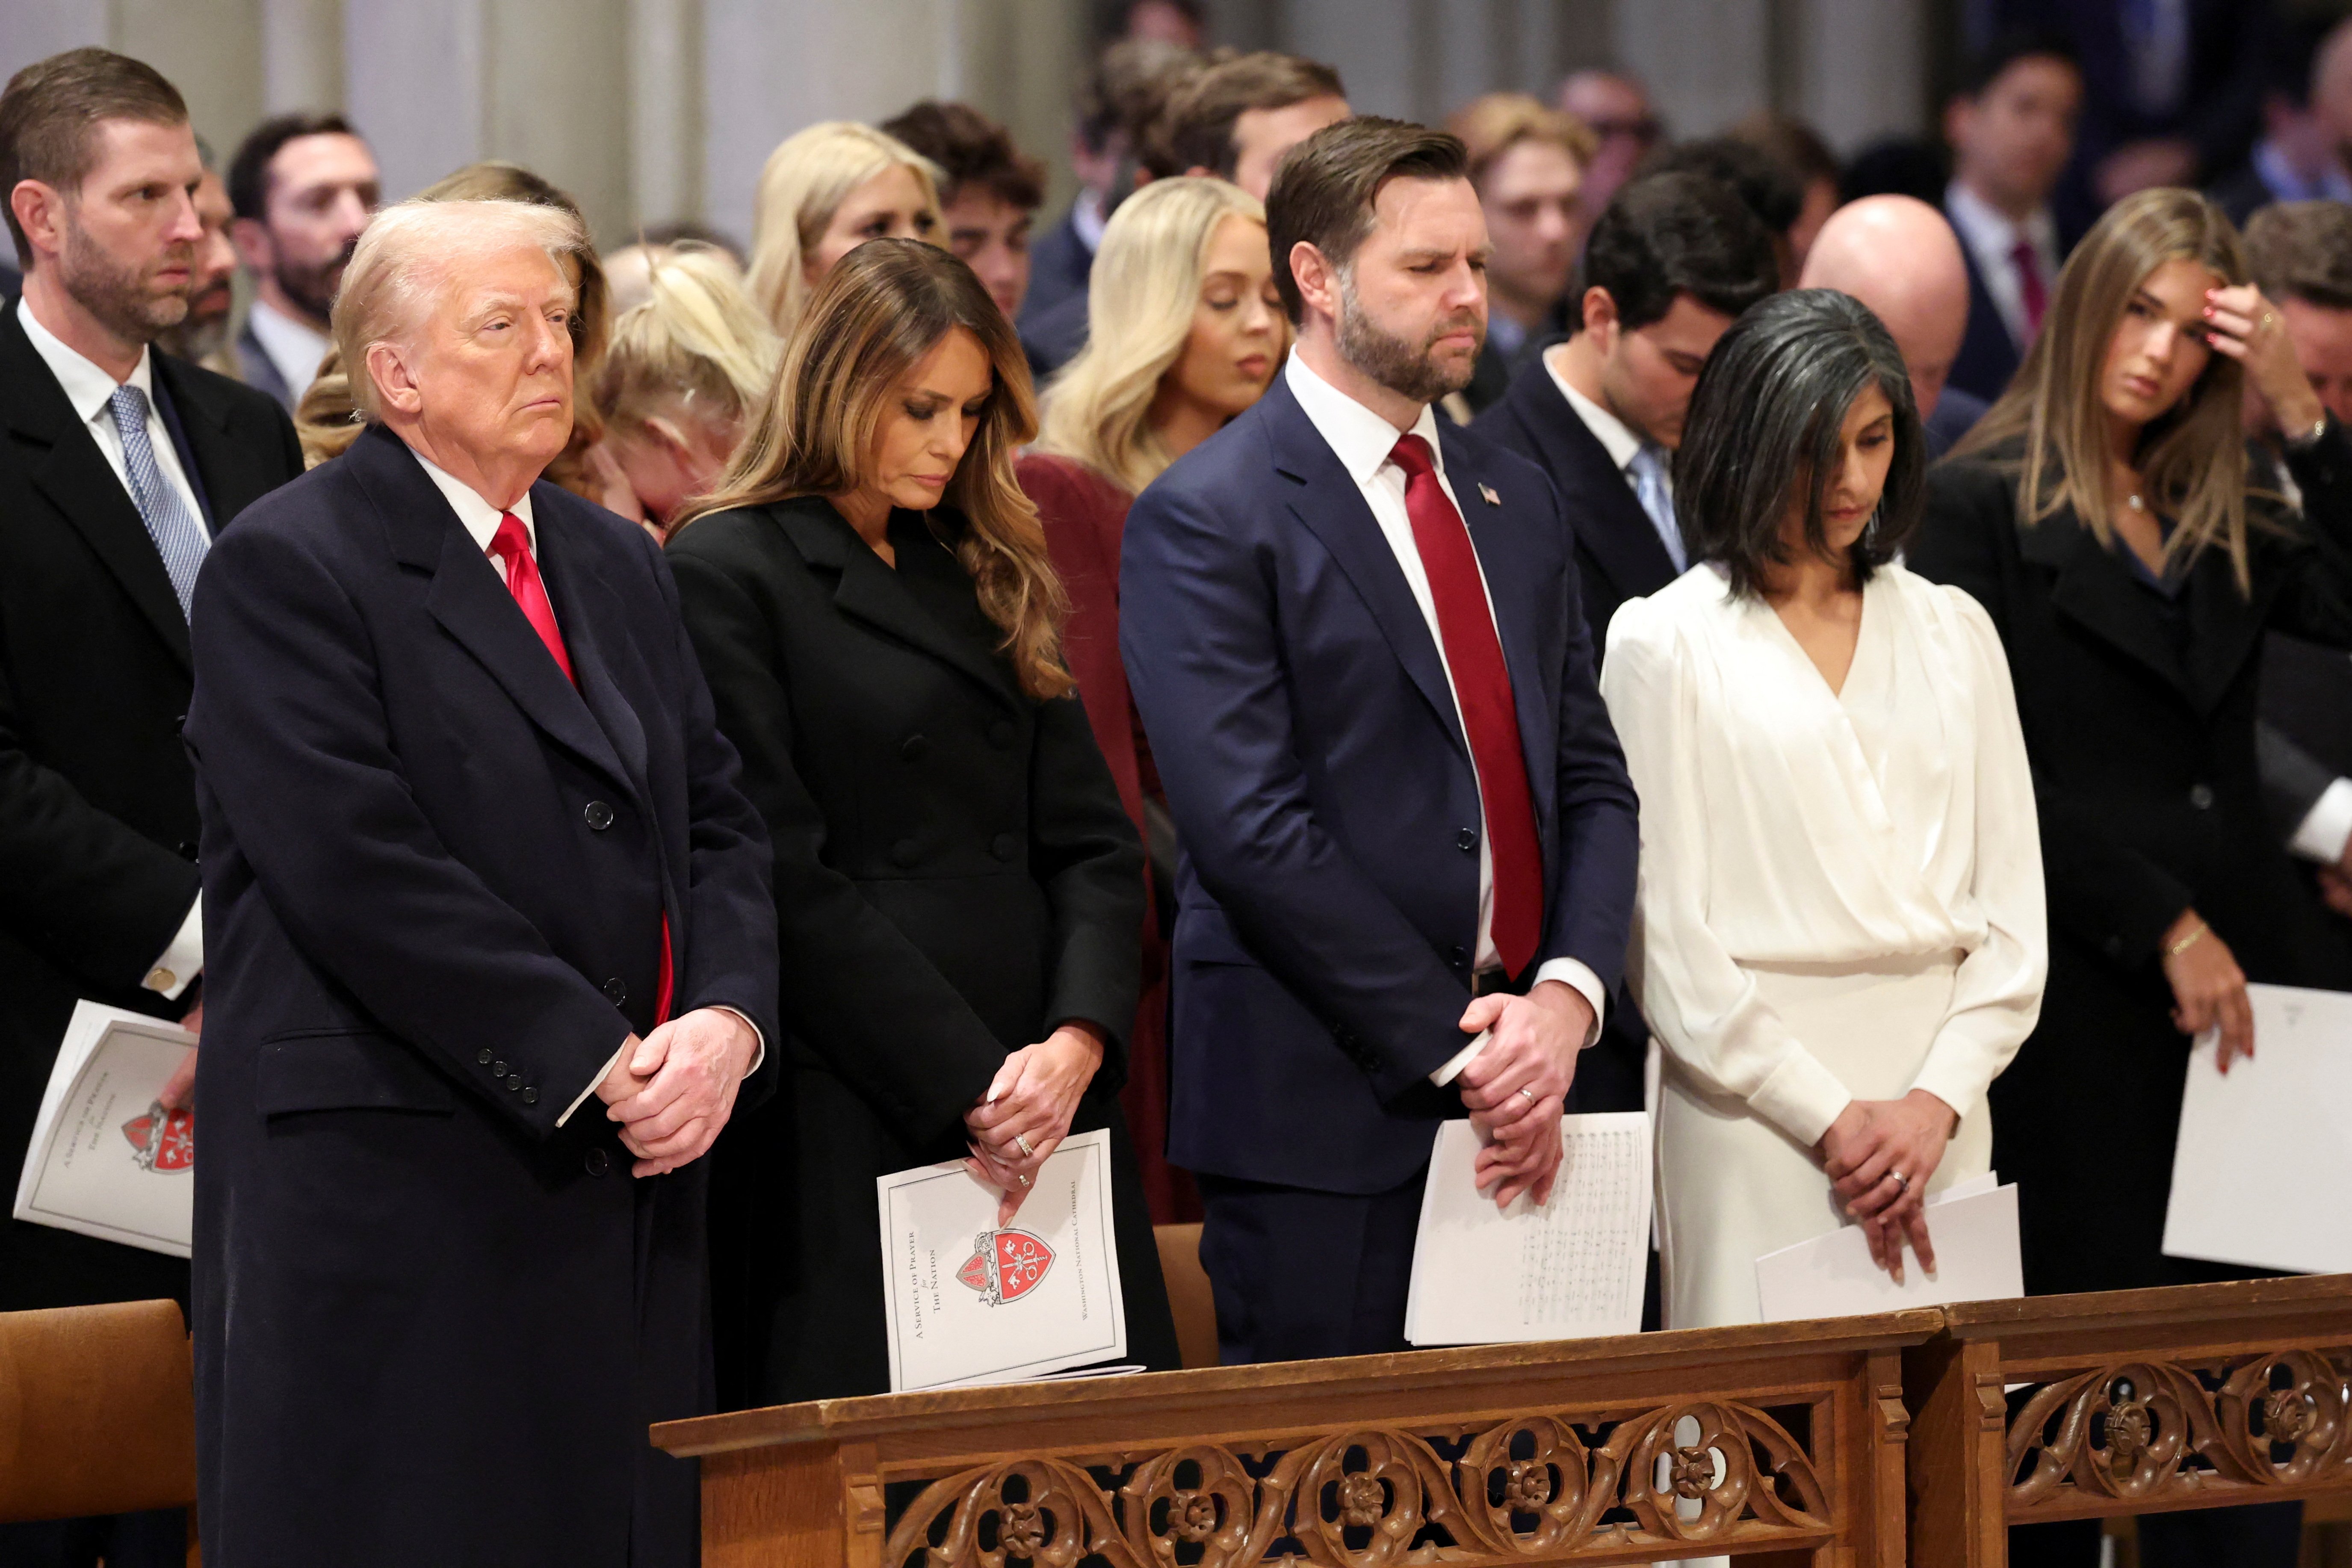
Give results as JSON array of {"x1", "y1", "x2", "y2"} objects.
[
  {"x1": 2263, "y1": 312, "x2": 2277, "y2": 331},
  {"x1": 1015, "y1": 1133, "x2": 1034, "y2": 1158}
]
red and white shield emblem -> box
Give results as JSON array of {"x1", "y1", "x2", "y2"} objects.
[
  {"x1": 954, "y1": 1228, "x2": 1054, "y2": 1305},
  {"x1": 121, "y1": 1101, "x2": 193, "y2": 1174}
]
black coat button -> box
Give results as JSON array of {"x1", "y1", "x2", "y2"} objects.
[
  {"x1": 992, "y1": 833, "x2": 1017, "y2": 861},
  {"x1": 584, "y1": 1147, "x2": 609, "y2": 1177},
  {"x1": 505, "y1": 1077, "x2": 520, "y2": 1092},
  {"x1": 177, "y1": 841, "x2": 197, "y2": 860},
  {"x1": 987, "y1": 718, "x2": 1016, "y2": 748},
  {"x1": 491, "y1": 1060, "x2": 508, "y2": 1078},
  {"x1": 891, "y1": 839, "x2": 919, "y2": 868},
  {"x1": 604, "y1": 977, "x2": 627, "y2": 1004},
  {"x1": 173, "y1": 713, "x2": 187, "y2": 734},
  {"x1": 1457, "y1": 828, "x2": 1478, "y2": 853},
  {"x1": 478, "y1": 1048, "x2": 494, "y2": 1066},
  {"x1": 1450, "y1": 944, "x2": 1469, "y2": 967},
  {"x1": 585, "y1": 800, "x2": 615, "y2": 831},
  {"x1": 521, "y1": 1087, "x2": 538, "y2": 1105},
  {"x1": 2104, "y1": 935, "x2": 2125, "y2": 959},
  {"x1": 901, "y1": 734, "x2": 929, "y2": 762},
  {"x1": 2188, "y1": 784, "x2": 2215, "y2": 810}
]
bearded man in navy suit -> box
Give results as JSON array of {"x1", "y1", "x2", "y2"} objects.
[{"x1": 1121, "y1": 118, "x2": 1640, "y2": 1364}]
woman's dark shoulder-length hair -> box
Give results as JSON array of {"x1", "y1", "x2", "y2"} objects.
[{"x1": 1673, "y1": 287, "x2": 1926, "y2": 598}]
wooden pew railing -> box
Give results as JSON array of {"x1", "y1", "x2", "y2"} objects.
[
  {"x1": 653, "y1": 1309, "x2": 1940, "y2": 1568},
  {"x1": 1904, "y1": 1274, "x2": 2352, "y2": 1568}
]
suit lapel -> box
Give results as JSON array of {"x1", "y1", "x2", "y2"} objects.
[
  {"x1": 1500, "y1": 371, "x2": 1677, "y2": 601},
  {"x1": 1261, "y1": 378, "x2": 1469, "y2": 758},
  {"x1": 0, "y1": 303, "x2": 192, "y2": 671},
  {"x1": 2023, "y1": 502, "x2": 2196, "y2": 702},
  {"x1": 534, "y1": 495, "x2": 651, "y2": 794},
  {"x1": 2184, "y1": 537, "x2": 2284, "y2": 716},
  {"x1": 771, "y1": 497, "x2": 1023, "y2": 709},
  {"x1": 355, "y1": 426, "x2": 635, "y2": 794}
]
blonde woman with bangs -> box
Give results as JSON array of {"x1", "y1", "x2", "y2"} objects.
[
  {"x1": 590, "y1": 243, "x2": 778, "y2": 535},
  {"x1": 1016, "y1": 177, "x2": 1285, "y2": 1220},
  {"x1": 745, "y1": 120, "x2": 943, "y2": 334},
  {"x1": 1914, "y1": 190, "x2": 2352, "y2": 1566},
  {"x1": 668, "y1": 238, "x2": 1180, "y2": 1404}
]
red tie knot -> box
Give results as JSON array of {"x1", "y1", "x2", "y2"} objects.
[
  {"x1": 489, "y1": 511, "x2": 532, "y2": 569},
  {"x1": 1390, "y1": 432, "x2": 1436, "y2": 480}
]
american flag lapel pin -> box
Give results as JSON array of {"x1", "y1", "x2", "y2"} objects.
[{"x1": 1477, "y1": 482, "x2": 1501, "y2": 507}]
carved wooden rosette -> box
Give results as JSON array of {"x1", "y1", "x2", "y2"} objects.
[
  {"x1": 2006, "y1": 1349, "x2": 2352, "y2": 1512},
  {"x1": 880, "y1": 1400, "x2": 1832, "y2": 1568}
]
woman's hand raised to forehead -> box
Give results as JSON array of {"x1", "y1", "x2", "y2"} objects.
[{"x1": 2204, "y1": 283, "x2": 2328, "y2": 437}]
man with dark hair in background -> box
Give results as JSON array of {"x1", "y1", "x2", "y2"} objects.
[
  {"x1": 156, "y1": 136, "x2": 237, "y2": 369},
  {"x1": 1122, "y1": 117, "x2": 1638, "y2": 1363},
  {"x1": 1018, "y1": 36, "x2": 1196, "y2": 351},
  {"x1": 1636, "y1": 136, "x2": 1805, "y2": 287},
  {"x1": 1477, "y1": 170, "x2": 1777, "y2": 1130},
  {"x1": 881, "y1": 100, "x2": 1047, "y2": 325},
  {"x1": 0, "y1": 44, "x2": 302, "y2": 1568},
  {"x1": 1143, "y1": 49, "x2": 1350, "y2": 198},
  {"x1": 225, "y1": 111, "x2": 378, "y2": 410},
  {"x1": 1941, "y1": 32, "x2": 2084, "y2": 403},
  {"x1": 2209, "y1": 17, "x2": 2352, "y2": 227},
  {"x1": 1445, "y1": 92, "x2": 1596, "y2": 417}
]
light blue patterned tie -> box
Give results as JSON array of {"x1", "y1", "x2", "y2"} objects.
[
  {"x1": 106, "y1": 383, "x2": 209, "y2": 619},
  {"x1": 1627, "y1": 441, "x2": 1685, "y2": 572}
]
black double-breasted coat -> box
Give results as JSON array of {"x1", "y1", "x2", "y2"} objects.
[
  {"x1": 1911, "y1": 428, "x2": 2352, "y2": 1295},
  {"x1": 668, "y1": 495, "x2": 1179, "y2": 1405}
]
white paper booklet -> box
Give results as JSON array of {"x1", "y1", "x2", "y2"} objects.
[
  {"x1": 12, "y1": 1001, "x2": 197, "y2": 1258},
  {"x1": 1754, "y1": 1172, "x2": 2021, "y2": 1322},
  {"x1": 875, "y1": 1126, "x2": 1127, "y2": 1392},
  {"x1": 1404, "y1": 1112, "x2": 1652, "y2": 1346},
  {"x1": 2165, "y1": 982, "x2": 2352, "y2": 1275}
]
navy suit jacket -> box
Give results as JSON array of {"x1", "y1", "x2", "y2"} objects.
[
  {"x1": 184, "y1": 423, "x2": 778, "y2": 1566},
  {"x1": 233, "y1": 317, "x2": 296, "y2": 412},
  {"x1": 1120, "y1": 372, "x2": 1640, "y2": 1194},
  {"x1": 1950, "y1": 234, "x2": 2021, "y2": 406}
]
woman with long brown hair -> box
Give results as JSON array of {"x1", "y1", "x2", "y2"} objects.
[
  {"x1": 1912, "y1": 186, "x2": 2352, "y2": 1568},
  {"x1": 669, "y1": 238, "x2": 1179, "y2": 1403}
]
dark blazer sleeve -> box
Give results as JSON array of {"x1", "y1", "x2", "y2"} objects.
[
  {"x1": 1537, "y1": 487, "x2": 1640, "y2": 989},
  {"x1": 644, "y1": 535, "x2": 783, "y2": 1095},
  {"x1": 1026, "y1": 689, "x2": 1146, "y2": 1089},
  {"x1": 186, "y1": 519, "x2": 632, "y2": 1132},
  {"x1": 0, "y1": 659, "x2": 198, "y2": 988},
  {"x1": 1120, "y1": 477, "x2": 1476, "y2": 1098},
  {"x1": 666, "y1": 543, "x2": 1010, "y2": 1146},
  {"x1": 2268, "y1": 420, "x2": 2352, "y2": 647},
  {"x1": 1912, "y1": 461, "x2": 2195, "y2": 964}
]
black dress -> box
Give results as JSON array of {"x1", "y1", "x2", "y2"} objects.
[
  {"x1": 668, "y1": 494, "x2": 1180, "y2": 1405},
  {"x1": 1910, "y1": 428, "x2": 2352, "y2": 1299}
]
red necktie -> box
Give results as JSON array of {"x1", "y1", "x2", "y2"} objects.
[
  {"x1": 2010, "y1": 237, "x2": 2048, "y2": 340},
  {"x1": 487, "y1": 513, "x2": 674, "y2": 1024},
  {"x1": 1389, "y1": 435, "x2": 1543, "y2": 978}
]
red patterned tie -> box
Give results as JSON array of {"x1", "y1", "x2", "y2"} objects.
[
  {"x1": 1389, "y1": 435, "x2": 1542, "y2": 977},
  {"x1": 2010, "y1": 237, "x2": 2048, "y2": 340},
  {"x1": 487, "y1": 513, "x2": 674, "y2": 1023}
]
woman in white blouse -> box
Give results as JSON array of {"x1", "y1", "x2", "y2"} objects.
[{"x1": 1600, "y1": 289, "x2": 2047, "y2": 1330}]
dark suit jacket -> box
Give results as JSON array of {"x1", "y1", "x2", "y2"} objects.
[
  {"x1": 1925, "y1": 386, "x2": 1991, "y2": 460},
  {"x1": 1019, "y1": 207, "x2": 1093, "y2": 345},
  {"x1": 0, "y1": 298, "x2": 300, "y2": 1316},
  {"x1": 1950, "y1": 233, "x2": 2022, "y2": 406},
  {"x1": 184, "y1": 424, "x2": 778, "y2": 1567},
  {"x1": 667, "y1": 496, "x2": 1178, "y2": 1404},
  {"x1": 1911, "y1": 429, "x2": 2352, "y2": 1296},
  {"x1": 1121, "y1": 372, "x2": 1641, "y2": 1195},
  {"x1": 232, "y1": 317, "x2": 296, "y2": 412},
  {"x1": 1021, "y1": 287, "x2": 1091, "y2": 386},
  {"x1": 1480, "y1": 354, "x2": 1680, "y2": 650}
]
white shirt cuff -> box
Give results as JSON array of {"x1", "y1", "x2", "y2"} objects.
[
  {"x1": 553, "y1": 1006, "x2": 765, "y2": 1128},
  {"x1": 141, "y1": 898, "x2": 203, "y2": 1002},
  {"x1": 1427, "y1": 963, "x2": 1608, "y2": 1086},
  {"x1": 2290, "y1": 777, "x2": 2352, "y2": 865}
]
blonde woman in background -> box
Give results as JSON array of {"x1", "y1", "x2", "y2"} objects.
[
  {"x1": 745, "y1": 121, "x2": 942, "y2": 334},
  {"x1": 293, "y1": 161, "x2": 613, "y2": 497},
  {"x1": 591, "y1": 243, "x2": 780, "y2": 536},
  {"x1": 1016, "y1": 174, "x2": 1286, "y2": 1221}
]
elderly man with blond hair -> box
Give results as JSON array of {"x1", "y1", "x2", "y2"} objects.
[{"x1": 183, "y1": 196, "x2": 778, "y2": 1566}]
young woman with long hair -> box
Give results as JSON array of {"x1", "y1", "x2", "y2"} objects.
[
  {"x1": 743, "y1": 121, "x2": 942, "y2": 337},
  {"x1": 1912, "y1": 185, "x2": 2352, "y2": 1568},
  {"x1": 1016, "y1": 174, "x2": 1285, "y2": 1222},
  {"x1": 668, "y1": 238, "x2": 1179, "y2": 1404},
  {"x1": 1601, "y1": 289, "x2": 2045, "y2": 1332}
]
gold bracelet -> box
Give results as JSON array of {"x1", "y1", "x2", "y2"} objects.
[{"x1": 2166, "y1": 919, "x2": 2209, "y2": 959}]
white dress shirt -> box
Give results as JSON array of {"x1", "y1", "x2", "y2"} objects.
[
  {"x1": 406, "y1": 446, "x2": 762, "y2": 1122},
  {"x1": 1283, "y1": 354, "x2": 1607, "y2": 1081},
  {"x1": 21, "y1": 297, "x2": 210, "y2": 1002},
  {"x1": 1945, "y1": 180, "x2": 2062, "y2": 351},
  {"x1": 243, "y1": 296, "x2": 332, "y2": 403}
]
